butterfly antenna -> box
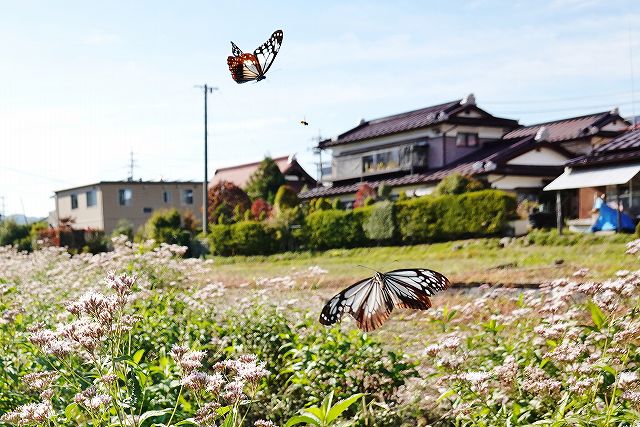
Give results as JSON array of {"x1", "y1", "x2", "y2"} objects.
[{"x1": 356, "y1": 264, "x2": 380, "y2": 273}]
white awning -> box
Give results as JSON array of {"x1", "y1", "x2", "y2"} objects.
[{"x1": 544, "y1": 164, "x2": 640, "y2": 191}]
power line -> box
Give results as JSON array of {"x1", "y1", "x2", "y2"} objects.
[
  {"x1": 495, "y1": 100, "x2": 636, "y2": 116},
  {"x1": 484, "y1": 90, "x2": 640, "y2": 105}
]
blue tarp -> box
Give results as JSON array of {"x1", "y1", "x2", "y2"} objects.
[{"x1": 591, "y1": 197, "x2": 635, "y2": 232}]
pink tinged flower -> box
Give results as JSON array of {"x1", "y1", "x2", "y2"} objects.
[
  {"x1": 622, "y1": 390, "x2": 640, "y2": 405},
  {"x1": 169, "y1": 344, "x2": 189, "y2": 362},
  {"x1": 255, "y1": 421, "x2": 277, "y2": 427},
  {"x1": 0, "y1": 401, "x2": 53, "y2": 424},
  {"x1": 195, "y1": 401, "x2": 221, "y2": 426},
  {"x1": 619, "y1": 371, "x2": 640, "y2": 390},
  {"x1": 29, "y1": 329, "x2": 57, "y2": 346},
  {"x1": 222, "y1": 379, "x2": 246, "y2": 402},
  {"x1": 23, "y1": 372, "x2": 58, "y2": 391},
  {"x1": 179, "y1": 350, "x2": 207, "y2": 372},
  {"x1": 86, "y1": 394, "x2": 112, "y2": 410},
  {"x1": 181, "y1": 371, "x2": 209, "y2": 391},
  {"x1": 424, "y1": 344, "x2": 440, "y2": 357},
  {"x1": 205, "y1": 373, "x2": 225, "y2": 394}
]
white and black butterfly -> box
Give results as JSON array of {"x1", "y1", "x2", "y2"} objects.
[
  {"x1": 319, "y1": 269, "x2": 450, "y2": 332},
  {"x1": 227, "y1": 30, "x2": 283, "y2": 84}
]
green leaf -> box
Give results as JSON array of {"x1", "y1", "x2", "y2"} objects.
[
  {"x1": 588, "y1": 300, "x2": 605, "y2": 329},
  {"x1": 139, "y1": 408, "x2": 173, "y2": 426},
  {"x1": 285, "y1": 415, "x2": 322, "y2": 427},
  {"x1": 321, "y1": 390, "x2": 334, "y2": 418},
  {"x1": 133, "y1": 348, "x2": 145, "y2": 364},
  {"x1": 65, "y1": 403, "x2": 81, "y2": 422},
  {"x1": 221, "y1": 410, "x2": 235, "y2": 427},
  {"x1": 326, "y1": 393, "x2": 366, "y2": 424},
  {"x1": 174, "y1": 420, "x2": 199, "y2": 426},
  {"x1": 437, "y1": 389, "x2": 456, "y2": 402},
  {"x1": 303, "y1": 407, "x2": 325, "y2": 421}
]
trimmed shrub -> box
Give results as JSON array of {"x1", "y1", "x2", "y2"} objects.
[
  {"x1": 274, "y1": 185, "x2": 299, "y2": 210},
  {"x1": 396, "y1": 190, "x2": 517, "y2": 243},
  {"x1": 209, "y1": 221, "x2": 277, "y2": 256},
  {"x1": 363, "y1": 201, "x2": 396, "y2": 242},
  {"x1": 208, "y1": 223, "x2": 233, "y2": 256},
  {"x1": 304, "y1": 209, "x2": 365, "y2": 250},
  {"x1": 433, "y1": 173, "x2": 486, "y2": 195},
  {"x1": 0, "y1": 219, "x2": 30, "y2": 248}
]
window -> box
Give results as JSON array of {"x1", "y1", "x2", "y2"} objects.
[
  {"x1": 456, "y1": 133, "x2": 479, "y2": 147},
  {"x1": 118, "y1": 189, "x2": 132, "y2": 206},
  {"x1": 86, "y1": 190, "x2": 97, "y2": 207},
  {"x1": 143, "y1": 207, "x2": 153, "y2": 213},
  {"x1": 182, "y1": 189, "x2": 194, "y2": 205},
  {"x1": 71, "y1": 194, "x2": 78, "y2": 210},
  {"x1": 362, "y1": 150, "x2": 400, "y2": 173},
  {"x1": 163, "y1": 191, "x2": 172, "y2": 203}
]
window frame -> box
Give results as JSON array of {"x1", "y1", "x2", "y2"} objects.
[
  {"x1": 86, "y1": 190, "x2": 97, "y2": 207},
  {"x1": 456, "y1": 132, "x2": 479, "y2": 147},
  {"x1": 118, "y1": 189, "x2": 133, "y2": 206},
  {"x1": 182, "y1": 189, "x2": 194, "y2": 205},
  {"x1": 70, "y1": 193, "x2": 78, "y2": 210}
]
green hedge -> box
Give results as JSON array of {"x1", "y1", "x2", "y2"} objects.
[
  {"x1": 210, "y1": 190, "x2": 517, "y2": 255},
  {"x1": 209, "y1": 221, "x2": 277, "y2": 256},
  {"x1": 304, "y1": 209, "x2": 369, "y2": 250},
  {"x1": 396, "y1": 190, "x2": 517, "y2": 243}
]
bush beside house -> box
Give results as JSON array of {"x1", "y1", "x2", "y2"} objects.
[
  {"x1": 396, "y1": 190, "x2": 517, "y2": 243},
  {"x1": 208, "y1": 189, "x2": 517, "y2": 255}
]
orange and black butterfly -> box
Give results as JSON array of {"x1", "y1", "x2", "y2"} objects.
[{"x1": 227, "y1": 30, "x2": 283, "y2": 84}]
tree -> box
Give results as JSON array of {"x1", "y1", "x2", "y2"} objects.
[
  {"x1": 274, "y1": 185, "x2": 299, "y2": 211},
  {"x1": 251, "y1": 198, "x2": 272, "y2": 221},
  {"x1": 434, "y1": 173, "x2": 486, "y2": 196},
  {"x1": 354, "y1": 183, "x2": 376, "y2": 208},
  {"x1": 245, "y1": 157, "x2": 285, "y2": 203},
  {"x1": 207, "y1": 181, "x2": 251, "y2": 225}
]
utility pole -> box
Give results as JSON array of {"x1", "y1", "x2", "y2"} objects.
[
  {"x1": 311, "y1": 131, "x2": 324, "y2": 185},
  {"x1": 194, "y1": 84, "x2": 218, "y2": 236}
]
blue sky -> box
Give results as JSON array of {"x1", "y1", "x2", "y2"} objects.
[{"x1": 0, "y1": 0, "x2": 639, "y2": 217}]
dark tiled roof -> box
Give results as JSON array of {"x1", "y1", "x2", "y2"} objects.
[
  {"x1": 319, "y1": 99, "x2": 518, "y2": 148},
  {"x1": 503, "y1": 111, "x2": 620, "y2": 143},
  {"x1": 301, "y1": 137, "x2": 568, "y2": 199},
  {"x1": 568, "y1": 128, "x2": 640, "y2": 167},
  {"x1": 592, "y1": 128, "x2": 640, "y2": 152}
]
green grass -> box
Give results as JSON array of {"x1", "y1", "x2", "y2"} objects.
[{"x1": 207, "y1": 232, "x2": 639, "y2": 287}]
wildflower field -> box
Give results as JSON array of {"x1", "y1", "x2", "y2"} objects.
[{"x1": 2, "y1": 236, "x2": 640, "y2": 426}]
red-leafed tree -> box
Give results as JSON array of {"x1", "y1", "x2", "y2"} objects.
[
  {"x1": 207, "y1": 181, "x2": 251, "y2": 225},
  {"x1": 354, "y1": 183, "x2": 376, "y2": 208},
  {"x1": 251, "y1": 198, "x2": 272, "y2": 221}
]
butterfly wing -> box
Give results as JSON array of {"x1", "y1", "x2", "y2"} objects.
[
  {"x1": 227, "y1": 53, "x2": 263, "y2": 84},
  {"x1": 230, "y1": 41, "x2": 243, "y2": 57},
  {"x1": 382, "y1": 269, "x2": 450, "y2": 310},
  {"x1": 253, "y1": 29, "x2": 283, "y2": 75},
  {"x1": 320, "y1": 276, "x2": 394, "y2": 332}
]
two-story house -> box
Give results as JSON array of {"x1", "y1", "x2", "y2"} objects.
[
  {"x1": 53, "y1": 181, "x2": 203, "y2": 233},
  {"x1": 300, "y1": 95, "x2": 628, "y2": 209}
]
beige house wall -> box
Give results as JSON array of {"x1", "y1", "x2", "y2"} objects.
[
  {"x1": 55, "y1": 182, "x2": 203, "y2": 234},
  {"x1": 56, "y1": 185, "x2": 104, "y2": 230}
]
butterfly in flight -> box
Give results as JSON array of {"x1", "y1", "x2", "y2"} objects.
[
  {"x1": 227, "y1": 30, "x2": 283, "y2": 84},
  {"x1": 319, "y1": 268, "x2": 450, "y2": 332}
]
